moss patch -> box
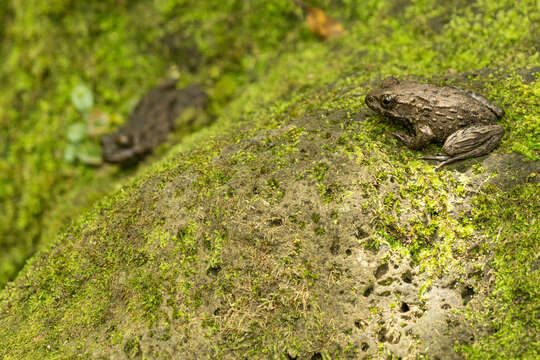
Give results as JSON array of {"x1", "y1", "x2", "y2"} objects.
[
  {"x1": 459, "y1": 184, "x2": 539, "y2": 359},
  {"x1": 0, "y1": 0, "x2": 538, "y2": 358}
]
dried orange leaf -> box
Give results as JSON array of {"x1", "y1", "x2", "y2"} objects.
[{"x1": 293, "y1": 0, "x2": 345, "y2": 39}]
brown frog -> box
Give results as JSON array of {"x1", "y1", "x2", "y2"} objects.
[
  {"x1": 365, "y1": 77, "x2": 505, "y2": 167},
  {"x1": 101, "y1": 79, "x2": 206, "y2": 164}
]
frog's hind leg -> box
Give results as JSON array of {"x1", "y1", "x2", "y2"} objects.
[
  {"x1": 434, "y1": 124, "x2": 504, "y2": 168},
  {"x1": 435, "y1": 138, "x2": 499, "y2": 168}
]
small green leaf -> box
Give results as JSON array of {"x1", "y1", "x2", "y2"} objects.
[
  {"x1": 76, "y1": 141, "x2": 103, "y2": 166},
  {"x1": 66, "y1": 122, "x2": 88, "y2": 143},
  {"x1": 63, "y1": 143, "x2": 78, "y2": 163},
  {"x1": 71, "y1": 83, "x2": 94, "y2": 113}
]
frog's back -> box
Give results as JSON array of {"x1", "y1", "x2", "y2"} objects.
[{"x1": 398, "y1": 82, "x2": 500, "y2": 141}]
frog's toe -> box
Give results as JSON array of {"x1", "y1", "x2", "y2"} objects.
[
  {"x1": 435, "y1": 158, "x2": 456, "y2": 169},
  {"x1": 421, "y1": 154, "x2": 450, "y2": 161}
]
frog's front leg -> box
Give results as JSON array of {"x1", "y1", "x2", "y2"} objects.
[
  {"x1": 393, "y1": 123, "x2": 435, "y2": 150},
  {"x1": 423, "y1": 124, "x2": 504, "y2": 168}
]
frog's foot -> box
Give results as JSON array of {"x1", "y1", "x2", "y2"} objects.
[
  {"x1": 434, "y1": 124, "x2": 504, "y2": 169},
  {"x1": 392, "y1": 132, "x2": 430, "y2": 150},
  {"x1": 392, "y1": 132, "x2": 412, "y2": 145},
  {"x1": 394, "y1": 125, "x2": 434, "y2": 150}
]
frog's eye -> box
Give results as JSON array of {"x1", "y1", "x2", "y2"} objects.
[
  {"x1": 381, "y1": 94, "x2": 395, "y2": 107},
  {"x1": 116, "y1": 134, "x2": 133, "y2": 148}
]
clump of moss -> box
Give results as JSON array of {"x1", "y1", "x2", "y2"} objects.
[
  {"x1": 0, "y1": 0, "x2": 538, "y2": 358},
  {"x1": 458, "y1": 184, "x2": 539, "y2": 359}
]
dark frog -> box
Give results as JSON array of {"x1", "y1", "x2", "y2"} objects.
[
  {"x1": 101, "y1": 79, "x2": 206, "y2": 164},
  {"x1": 365, "y1": 77, "x2": 505, "y2": 167}
]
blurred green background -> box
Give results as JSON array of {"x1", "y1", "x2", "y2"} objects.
[{"x1": 0, "y1": 0, "x2": 347, "y2": 287}]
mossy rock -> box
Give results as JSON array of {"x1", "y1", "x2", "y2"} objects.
[{"x1": 0, "y1": 0, "x2": 539, "y2": 359}]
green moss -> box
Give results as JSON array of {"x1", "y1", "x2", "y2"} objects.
[
  {"x1": 0, "y1": 0, "x2": 539, "y2": 358},
  {"x1": 458, "y1": 184, "x2": 539, "y2": 359}
]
